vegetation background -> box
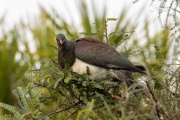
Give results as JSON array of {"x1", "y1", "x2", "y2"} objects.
[{"x1": 0, "y1": 0, "x2": 179, "y2": 119}]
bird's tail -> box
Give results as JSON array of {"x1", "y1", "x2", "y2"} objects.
[
  {"x1": 112, "y1": 70, "x2": 145, "y2": 97},
  {"x1": 134, "y1": 65, "x2": 146, "y2": 72},
  {"x1": 125, "y1": 65, "x2": 146, "y2": 75}
]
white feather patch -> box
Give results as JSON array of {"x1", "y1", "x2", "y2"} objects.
[{"x1": 71, "y1": 58, "x2": 111, "y2": 80}]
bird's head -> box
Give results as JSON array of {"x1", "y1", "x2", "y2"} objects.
[{"x1": 56, "y1": 34, "x2": 67, "y2": 46}]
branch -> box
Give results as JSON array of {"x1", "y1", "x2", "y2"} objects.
[
  {"x1": 145, "y1": 80, "x2": 161, "y2": 119},
  {"x1": 104, "y1": 19, "x2": 108, "y2": 44},
  {"x1": 47, "y1": 100, "x2": 83, "y2": 116},
  {"x1": 51, "y1": 58, "x2": 64, "y2": 72},
  {"x1": 111, "y1": 94, "x2": 143, "y2": 114}
]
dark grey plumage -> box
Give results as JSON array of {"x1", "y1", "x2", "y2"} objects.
[
  {"x1": 74, "y1": 38, "x2": 145, "y2": 74},
  {"x1": 56, "y1": 34, "x2": 145, "y2": 89}
]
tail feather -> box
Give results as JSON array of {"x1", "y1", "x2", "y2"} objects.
[
  {"x1": 135, "y1": 65, "x2": 146, "y2": 72},
  {"x1": 125, "y1": 66, "x2": 146, "y2": 75},
  {"x1": 111, "y1": 70, "x2": 146, "y2": 98}
]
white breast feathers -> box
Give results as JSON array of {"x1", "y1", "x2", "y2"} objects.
[{"x1": 71, "y1": 58, "x2": 111, "y2": 80}]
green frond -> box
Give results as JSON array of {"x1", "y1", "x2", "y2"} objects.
[
  {"x1": 0, "y1": 102, "x2": 21, "y2": 119},
  {"x1": 17, "y1": 87, "x2": 30, "y2": 113}
]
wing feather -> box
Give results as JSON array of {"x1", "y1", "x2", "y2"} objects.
[{"x1": 75, "y1": 38, "x2": 134, "y2": 69}]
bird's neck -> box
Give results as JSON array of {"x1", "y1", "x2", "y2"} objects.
[
  {"x1": 64, "y1": 41, "x2": 74, "y2": 49},
  {"x1": 58, "y1": 41, "x2": 75, "y2": 68}
]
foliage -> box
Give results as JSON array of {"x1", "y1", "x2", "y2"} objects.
[
  {"x1": 0, "y1": 54, "x2": 179, "y2": 119},
  {"x1": 0, "y1": 0, "x2": 180, "y2": 119},
  {"x1": 149, "y1": 0, "x2": 180, "y2": 36},
  {"x1": 0, "y1": 26, "x2": 30, "y2": 105}
]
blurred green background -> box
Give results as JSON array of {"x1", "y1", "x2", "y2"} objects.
[{"x1": 0, "y1": 0, "x2": 179, "y2": 115}]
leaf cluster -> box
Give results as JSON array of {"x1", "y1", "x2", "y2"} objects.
[{"x1": 0, "y1": 54, "x2": 179, "y2": 120}]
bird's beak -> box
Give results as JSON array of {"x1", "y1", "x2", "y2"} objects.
[{"x1": 59, "y1": 39, "x2": 63, "y2": 45}]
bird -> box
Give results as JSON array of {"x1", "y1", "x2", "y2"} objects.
[{"x1": 55, "y1": 34, "x2": 146, "y2": 86}]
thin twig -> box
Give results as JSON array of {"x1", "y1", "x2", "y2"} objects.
[
  {"x1": 65, "y1": 109, "x2": 79, "y2": 120},
  {"x1": 104, "y1": 19, "x2": 109, "y2": 44},
  {"x1": 168, "y1": 7, "x2": 180, "y2": 14},
  {"x1": 94, "y1": 104, "x2": 104, "y2": 110},
  {"x1": 47, "y1": 100, "x2": 83, "y2": 116},
  {"x1": 111, "y1": 94, "x2": 143, "y2": 114},
  {"x1": 145, "y1": 80, "x2": 161, "y2": 119},
  {"x1": 51, "y1": 58, "x2": 64, "y2": 72},
  {"x1": 49, "y1": 44, "x2": 58, "y2": 50}
]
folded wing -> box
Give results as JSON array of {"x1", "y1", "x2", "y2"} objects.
[{"x1": 75, "y1": 38, "x2": 145, "y2": 74}]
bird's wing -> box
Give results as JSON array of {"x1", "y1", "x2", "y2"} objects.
[{"x1": 74, "y1": 38, "x2": 134, "y2": 70}]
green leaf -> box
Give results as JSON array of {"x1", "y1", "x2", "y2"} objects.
[
  {"x1": 64, "y1": 77, "x2": 72, "y2": 84},
  {"x1": 54, "y1": 78, "x2": 63, "y2": 89}
]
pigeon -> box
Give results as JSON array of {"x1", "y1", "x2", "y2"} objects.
[{"x1": 56, "y1": 33, "x2": 145, "y2": 84}]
